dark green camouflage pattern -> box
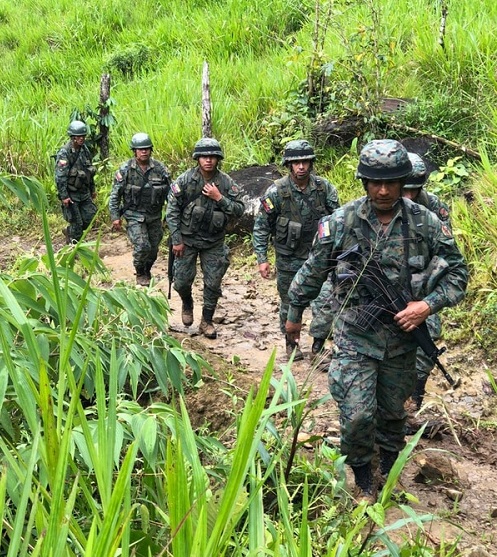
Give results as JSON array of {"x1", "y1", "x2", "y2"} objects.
[
  {"x1": 55, "y1": 141, "x2": 96, "y2": 242},
  {"x1": 109, "y1": 156, "x2": 171, "y2": 271},
  {"x1": 287, "y1": 196, "x2": 468, "y2": 465},
  {"x1": 253, "y1": 173, "x2": 340, "y2": 332},
  {"x1": 356, "y1": 139, "x2": 412, "y2": 180},
  {"x1": 166, "y1": 165, "x2": 244, "y2": 311}
]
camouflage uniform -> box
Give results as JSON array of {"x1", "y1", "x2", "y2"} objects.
[
  {"x1": 55, "y1": 124, "x2": 97, "y2": 243},
  {"x1": 165, "y1": 162, "x2": 244, "y2": 317},
  {"x1": 252, "y1": 152, "x2": 340, "y2": 336},
  {"x1": 286, "y1": 140, "x2": 468, "y2": 478},
  {"x1": 404, "y1": 153, "x2": 452, "y2": 405},
  {"x1": 109, "y1": 153, "x2": 170, "y2": 277}
]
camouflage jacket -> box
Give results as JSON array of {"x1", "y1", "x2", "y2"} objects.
[
  {"x1": 252, "y1": 174, "x2": 340, "y2": 270},
  {"x1": 109, "y1": 157, "x2": 171, "y2": 222},
  {"x1": 55, "y1": 142, "x2": 95, "y2": 201},
  {"x1": 287, "y1": 196, "x2": 468, "y2": 359},
  {"x1": 415, "y1": 189, "x2": 451, "y2": 230},
  {"x1": 165, "y1": 167, "x2": 245, "y2": 248}
]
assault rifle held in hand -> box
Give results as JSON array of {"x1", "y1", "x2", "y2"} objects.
[
  {"x1": 337, "y1": 244, "x2": 459, "y2": 388},
  {"x1": 167, "y1": 237, "x2": 175, "y2": 300}
]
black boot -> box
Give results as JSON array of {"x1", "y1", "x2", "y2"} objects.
[
  {"x1": 311, "y1": 337, "x2": 325, "y2": 355},
  {"x1": 412, "y1": 377, "x2": 428, "y2": 410},
  {"x1": 351, "y1": 462, "x2": 375, "y2": 503},
  {"x1": 144, "y1": 262, "x2": 153, "y2": 280},
  {"x1": 379, "y1": 448, "x2": 399, "y2": 477},
  {"x1": 181, "y1": 295, "x2": 194, "y2": 327},
  {"x1": 285, "y1": 335, "x2": 304, "y2": 361},
  {"x1": 135, "y1": 267, "x2": 150, "y2": 286},
  {"x1": 199, "y1": 307, "x2": 217, "y2": 339}
]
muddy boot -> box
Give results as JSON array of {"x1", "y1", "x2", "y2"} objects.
[
  {"x1": 199, "y1": 308, "x2": 217, "y2": 339},
  {"x1": 285, "y1": 336, "x2": 304, "y2": 361},
  {"x1": 379, "y1": 448, "x2": 399, "y2": 478},
  {"x1": 181, "y1": 295, "x2": 194, "y2": 327},
  {"x1": 412, "y1": 377, "x2": 428, "y2": 410},
  {"x1": 63, "y1": 226, "x2": 71, "y2": 245},
  {"x1": 311, "y1": 337, "x2": 325, "y2": 355},
  {"x1": 135, "y1": 267, "x2": 150, "y2": 287},
  {"x1": 144, "y1": 262, "x2": 153, "y2": 281},
  {"x1": 351, "y1": 463, "x2": 375, "y2": 504}
]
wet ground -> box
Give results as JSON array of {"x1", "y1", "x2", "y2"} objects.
[{"x1": 98, "y1": 231, "x2": 497, "y2": 554}]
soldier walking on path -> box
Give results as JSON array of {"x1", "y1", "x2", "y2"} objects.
[
  {"x1": 403, "y1": 152, "x2": 453, "y2": 409},
  {"x1": 285, "y1": 139, "x2": 468, "y2": 502},
  {"x1": 165, "y1": 138, "x2": 245, "y2": 339},
  {"x1": 55, "y1": 120, "x2": 97, "y2": 244},
  {"x1": 252, "y1": 140, "x2": 340, "y2": 361},
  {"x1": 109, "y1": 133, "x2": 171, "y2": 287}
]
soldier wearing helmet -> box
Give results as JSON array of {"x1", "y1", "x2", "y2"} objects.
[
  {"x1": 165, "y1": 137, "x2": 245, "y2": 339},
  {"x1": 252, "y1": 140, "x2": 340, "y2": 361},
  {"x1": 109, "y1": 132, "x2": 171, "y2": 286},
  {"x1": 286, "y1": 139, "x2": 468, "y2": 502},
  {"x1": 54, "y1": 120, "x2": 97, "y2": 244},
  {"x1": 402, "y1": 153, "x2": 452, "y2": 412}
]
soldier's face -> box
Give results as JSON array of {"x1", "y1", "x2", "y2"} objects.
[
  {"x1": 135, "y1": 148, "x2": 152, "y2": 163},
  {"x1": 71, "y1": 135, "x2": 86, "y2": 148},
  {"x1": 366, "y1": 179, "x2": 402, "y2": 212},
  {"x1": 403, "y1": 188, "x2": 421, "y2": 201},
  {"x1": 289, "y1": 160, "x2": 311, "y2": 181},
  {"x1": 198, "y1": 155, "x2": 219, "y2": 173}
]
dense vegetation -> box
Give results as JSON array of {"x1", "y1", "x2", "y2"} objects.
[{"x1": 1, "y1": 0, "x2": 497, "y2": 554}]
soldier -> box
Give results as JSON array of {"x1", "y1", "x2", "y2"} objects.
[
  {"x1": 109, "y1": 132, "x2": 171, "y2": 287},
  {"x1": 252, "y1": 140, "x2": 340, "y2": 361},
  {"x1": 285, "y1": 139, "x2": 468, "y2": 501},
  {"x1": 165, "y1": 138, "x2": 245, "y2": 339},
  {"x1": 55, "y1": 120, "x2": 97, "y2": 244},
  {"x1": 403, "y1": 153, "x2": 452, "y2": 409}
]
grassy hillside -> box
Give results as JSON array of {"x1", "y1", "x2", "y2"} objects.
[{"x1": 1, "y1": 0, "x2": 496, "y2": 179}]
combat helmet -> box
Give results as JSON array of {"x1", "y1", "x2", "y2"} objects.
[
  {"x1": 282, "y1": 140, "x2": 316, "y2": 165},
  {"x1": 130, "y1": 133, "x2": 153, "y2": 150},
  {"x1": 67, "y1": 120, "x2": 88, "y2": 137},
  {"x1": 404, "y1": 153, "x2": 428, "y2": 189},
  {"x1": 356, "y1": 139, "x2": 412, "y2": 181},
  {"x1": 192, "y1": 137, "x2": 224, "y2": 160}
]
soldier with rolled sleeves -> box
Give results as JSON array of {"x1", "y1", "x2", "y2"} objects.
[
  {"x1": 252, "y1": 140, "x2": 340, "y2": 361},
  {"x1": 165, "y1": 138, "x2": 245, "y2": 339},
  {"x1": 285, "y1": 139, "x2": 468, "y2": 502},
  {"x1": 109, "y1": 132, "x2": 171, "y2": 286},
  {"x1": 403, "y1": 152, "x2": 452, "y2": 409},
  {"x1": 55, "y1": 120, "x2": 97, "y2": 244}
]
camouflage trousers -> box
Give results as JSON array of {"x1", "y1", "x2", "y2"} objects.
[
  {"x1": 61, "y1": 198, "x2": 97, "y2": 242},
  {"x1": 416, "y1": 314, "x2": 442, "y2": 381},
  {"x1": 126, "y1": 217, "x2": 164, "y2": 271},
  {"x1": 328, "y1": 347, "x2": 417, "y2": 466},
  {"x1": 173, "y1": 243, "x2": 230, "y2": 311},
  {"x1": 276, "y1": 267, "x2": 306, "y2": 334},
  {"x1": 309, "y1": 276, "x2": 338, "y2": 340}
]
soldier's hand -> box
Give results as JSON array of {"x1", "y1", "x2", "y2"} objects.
[
  {"x1": 394, "y1": 300, "x2": 431, "y2": 332},
  {"x1": 172, "y1": 243, "x2": 185, "y2": 258},
  {"x1": 285, "y1": 320, "x2": 302, "y2": 344},
  {"x1": 258, "y1": 262, "x2": 271, "y2": 279},
  {"x1": 202, "y1": 183, "x2": 222, "y2": 201},
  {"x1": 62, "y1": 197, "x2": 73, "y2": 207},
  {"x1": 111, "y1": 219, "x2": 122, "y2": 232}
]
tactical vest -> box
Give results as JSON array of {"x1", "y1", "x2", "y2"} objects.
[
  {"x1": 122, "y1": 161, "x2": 168, "y2": 214},
  {"x1": 273, "y1": 176, "x2": 327, "y2": 258},
  {"x1": 176, "y1": 169, "x2": 228, "y2": 241},
  {"x1": 332, "y1": 198, "x2": 430, "y2": 308},
  {"x1": 65, "y1": 144, "x2": 95, "y2": 193}
]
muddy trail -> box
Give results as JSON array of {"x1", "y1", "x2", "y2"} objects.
[{"x1": 94, "y1": 228, "x2": 497, "y2": 554}]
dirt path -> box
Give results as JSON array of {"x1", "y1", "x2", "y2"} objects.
[{"x1": 98, "y1": 231, "x2": 497, "y2": 554}]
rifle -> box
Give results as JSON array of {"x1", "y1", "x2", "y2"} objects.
[
  {"x1": 167, "y1": 236, "x2": 175, "y2": 299},
  {"x1": 337, "y1": 244, "x2": 459, "y2": 388}
]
